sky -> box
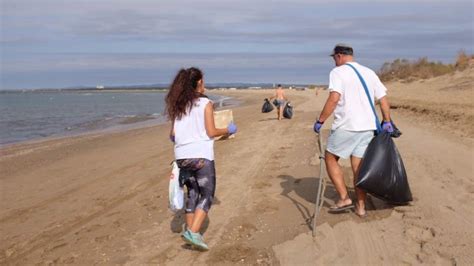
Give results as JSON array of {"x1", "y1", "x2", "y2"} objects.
[{"x1": 1, "y1": 0, "x2": 473, "y2": 89}]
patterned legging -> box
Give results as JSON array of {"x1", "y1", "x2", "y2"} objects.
[{"x1": 176, "y1": 158, "x2": 216, "y2": 213}]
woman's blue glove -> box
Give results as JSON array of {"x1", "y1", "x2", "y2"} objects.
[
  {"x1": 313, "y1": 120, "x2": 324, "y2": 133},
  {"x1": 382, "y1": 121, "x2": 394, "y2": 133},
  {"x1": 227, "y1": 123, "x2": 237, "y2": 134}
]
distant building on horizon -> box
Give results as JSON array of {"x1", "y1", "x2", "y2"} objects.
[{"x1": 96, "y1": 85, "x2": 104, "y2": 90}]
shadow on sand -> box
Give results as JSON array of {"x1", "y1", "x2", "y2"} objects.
[
  {"x1": 277, "y1": 171, "x2": 393, "y2": 229},
  {"x1": 258, "y1": 117, "x2": 279, "y2": 122}
]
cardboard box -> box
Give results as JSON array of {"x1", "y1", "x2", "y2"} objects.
[{"x1": 213, "y1": 109, "x2": 235, "y2": 140}]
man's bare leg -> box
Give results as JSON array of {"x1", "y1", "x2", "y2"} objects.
[
  {"x1": 351, "y1": 156, "x2": 366, "y2": 216},
  {"x1": 325, "y1": 151, "x2": 352, "y2": 207}
]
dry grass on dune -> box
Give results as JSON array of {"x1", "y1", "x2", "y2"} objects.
[{"x1": 379, "y1": 51, "x2": 473, "y2": 82}]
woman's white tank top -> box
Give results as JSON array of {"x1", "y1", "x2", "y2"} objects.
[{"x1": 174, "y1": 97, "x2": 214, "y2": 160}]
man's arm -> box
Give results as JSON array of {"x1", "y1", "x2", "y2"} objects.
[
  {"x1": 268, "y1": 91, "x2": 276, "y2": 100},
  {"x1": 318, "y1": 92, "x2": 340, "y2": 122},
  {"x1": 379, "y1": 96, "x2": 391, "y2": 122}
]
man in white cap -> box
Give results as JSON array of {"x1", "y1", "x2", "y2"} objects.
[{"x1": 313, "y1": 44, "x2": 394, "y2": 217}]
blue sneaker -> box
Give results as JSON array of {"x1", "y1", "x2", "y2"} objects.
[
  {"x1": 182, "y1": 230, "x2": 209, "y2": 251},
  {"x1": 181, "y1": 230, "x2": 191, "y2": 242}
]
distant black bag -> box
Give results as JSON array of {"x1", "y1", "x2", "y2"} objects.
[
  {"x1": 283, "y1": 102, "x2": 293, "y2": 119},
  {"x1": 272, "y1": 99, "x2": 279, "y2": 107},
  {"x1": 262, "y1": 98, "x2": 274, "y2": 113},
  {"x1": 356, "y1": 133, "x2": 412, "y2": 204}
]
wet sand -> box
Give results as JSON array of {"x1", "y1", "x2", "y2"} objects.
[{"x1": 1, "y1": 68, "x2": 473, "y2": 265}]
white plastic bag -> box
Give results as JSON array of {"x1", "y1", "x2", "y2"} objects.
[{"x1": 168, "y1": 161, "x2": 184, "y2": 212}]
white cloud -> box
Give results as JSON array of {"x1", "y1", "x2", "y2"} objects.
[{"x1": 1, "y1": 0, "x2": 472, "y2": 88}]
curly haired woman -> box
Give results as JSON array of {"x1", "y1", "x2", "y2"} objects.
[{"x1": 166, "y1": 67, "x2": 237, "y2": 251}]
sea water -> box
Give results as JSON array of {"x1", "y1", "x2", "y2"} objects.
[{"x1": 0, "y1": 91, "x2": 227, "y2": 145}]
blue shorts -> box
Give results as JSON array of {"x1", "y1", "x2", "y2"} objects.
[
  {"x1": 276, "y1": 99, "x2": 285, "y2": 108},
  {"x1": 326, "y1": 129, "x2": 374, "y2": 159}
]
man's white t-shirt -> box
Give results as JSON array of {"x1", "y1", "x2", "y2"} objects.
[
  {"x1": 328, "y1": 62, "x2": 387, "y2": 131},
  {"x1": 174, "y1": 97, "x2": 214, "y2": 160}
]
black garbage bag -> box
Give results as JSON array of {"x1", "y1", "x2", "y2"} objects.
[
  {"x1": 273, "y1": 99, "x2": 279, "y2": 107},
  {"x1": 283, "y1": 102, "x2": 293, "y2": 119},
  {"x1": 262, "y1": 98, "x2": 274, "y2": 113},
  {"x1": 356, "y1": 132, "x2": 412, "y2": 204},
  {"x1": 379, "y1": 119, "x2": 402, "y2": 138}
]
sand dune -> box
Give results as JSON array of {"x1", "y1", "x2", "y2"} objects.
[{"x1": 388, "y1": 66, "x2": 474, "y2": 138}]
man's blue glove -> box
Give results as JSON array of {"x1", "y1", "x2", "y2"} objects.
[
  {"x1": 169, "y1": 135, "x2": 175, "y2": 143},
  {"x1": 313, "y1": 120, "x2": 324, "y2": 133},
  {"x1": 382, "y1": 121, "x2": 394, "y2": 133},
  {"x1": 227, "y1": 123, "x2": 237, "y2": 135}
]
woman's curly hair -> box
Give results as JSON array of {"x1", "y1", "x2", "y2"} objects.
[{"x1": 165, "y1": 67, "x2": 203, "y2": 121}]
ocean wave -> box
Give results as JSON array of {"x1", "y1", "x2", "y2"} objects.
[
  {"x1": 67, "y1": 113, "x2": 162, "y2": 130},
  {"x1": 118, "y1": 114, "x2": 157, "y2": 125}
]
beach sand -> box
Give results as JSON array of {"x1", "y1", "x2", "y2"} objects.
[{"x1": 1, "y1": 68, "x2": 473, "y2": 265}]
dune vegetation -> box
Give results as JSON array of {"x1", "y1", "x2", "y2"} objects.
[{"x1": 379, "y1": 50, "x2": 473, "y2": 82}]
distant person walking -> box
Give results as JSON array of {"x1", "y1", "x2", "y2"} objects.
[
  {"x1": 313, "y1": 44, "x2": 394, "y2": 217},
  {"x1": 166, "y1": 67, "x2": 237, "y2": 250},
  {"x1": 269, "y1": 84, "x2": 288, "y2": 120},
  {"x1": 315, "y1": 87, "x2": 320, "y2": 96}
]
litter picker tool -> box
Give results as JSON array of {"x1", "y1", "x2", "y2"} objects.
[{"x1": 312, "y1": 132, "x2": 329, "y2": 237}]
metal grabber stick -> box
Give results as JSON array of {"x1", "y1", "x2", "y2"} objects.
[{"x1": 312, "y1": 132, "x2": 327, "y2": 237}]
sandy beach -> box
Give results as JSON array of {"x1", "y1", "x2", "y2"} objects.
[{"x1": 1, "y1": 68, "x2": 473, "y2": 265}]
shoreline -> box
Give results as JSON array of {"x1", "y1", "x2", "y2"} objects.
[{"x1": 0, "y1": 92, "x2": 240, "y2": 149}]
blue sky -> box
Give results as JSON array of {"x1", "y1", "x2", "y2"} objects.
[{"x1": 1, "y1": 0, "x2": 473, "y2": 89}]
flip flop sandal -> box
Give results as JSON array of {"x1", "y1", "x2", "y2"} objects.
[{"x1": 328, "y1": 203, "x2": 355, "y2": 213}]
